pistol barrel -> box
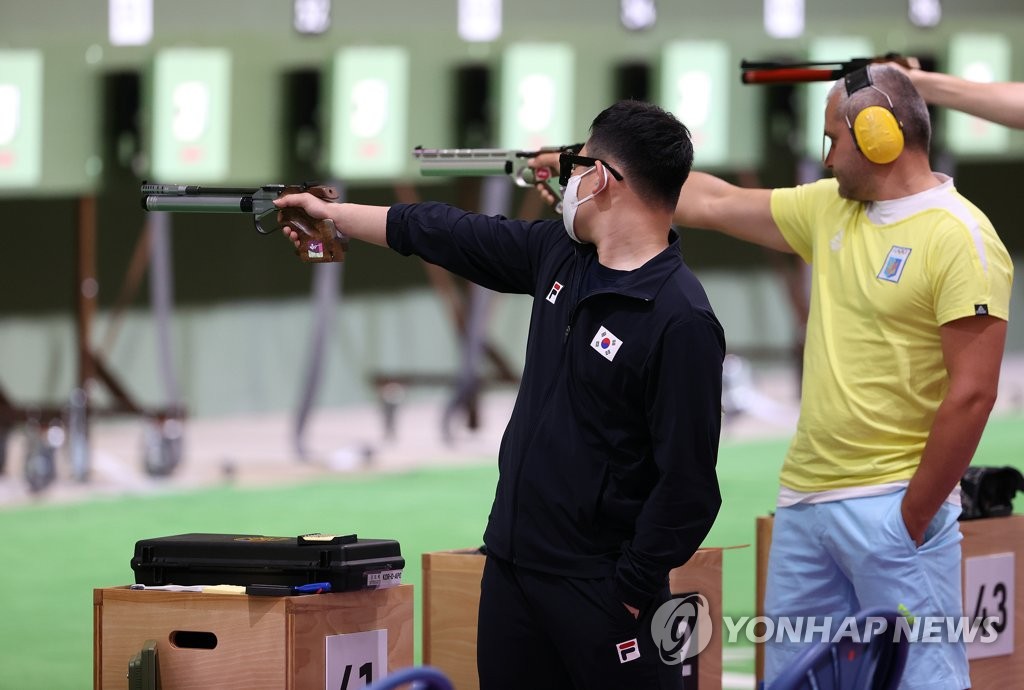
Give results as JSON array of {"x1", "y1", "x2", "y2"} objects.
[
  {"x1": 143, "y1": 194, "x2": 252, "y2": 213},
  {"x1": 414, "y1": 148, "x2": 514, "y2": 177}
]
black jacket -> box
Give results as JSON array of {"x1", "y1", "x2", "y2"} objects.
[{"x1": 387, "y1": 202, "x2": 724, "y2": 609}]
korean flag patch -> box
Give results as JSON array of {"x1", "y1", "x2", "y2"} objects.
[
  {"x1": 591, "y1": 326, "x2": 623, "y2": 362},
  {"x1": 878, "y1": 246, "x2": 911, "y2": 283}
]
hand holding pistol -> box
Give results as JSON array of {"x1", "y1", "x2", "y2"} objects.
[{"x1": 140, "y1": 182, "x2": 348, "y2": 263}]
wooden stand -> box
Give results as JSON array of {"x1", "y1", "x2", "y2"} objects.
[
  {"x1": 959, "y1": 516, "x2": 1024, "y2": 688},
  {"x1": 755, "y1": 514, "x2": 1024, "y2": 688},
  {"x1": 93, "y1": 585, "x2": 413, "y2": 689},
  {"x1": 422, "y1": 548, "x2": 726, "y2": 690}
]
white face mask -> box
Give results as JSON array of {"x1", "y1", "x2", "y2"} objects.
[{"x1": 561, "y1": 165, "x2": 606, "y2": 243}]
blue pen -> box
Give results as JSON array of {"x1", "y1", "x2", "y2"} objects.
[{"x1": 294, "y1": 582, "x2": 332, "y2": 594}]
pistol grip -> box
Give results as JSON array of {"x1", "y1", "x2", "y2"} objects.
[
  {"x1": 281, "y1": 184, "x2": 347, "y2": 263},
  {"x1": 280, "y1": 209, "x2": 347, "y2": 263},
  {"x1": 306, "y1": 219, "x2": 348, "y2": 264}
]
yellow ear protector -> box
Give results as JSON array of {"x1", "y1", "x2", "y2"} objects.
[{"x1": 844, "y1": 67, "x2": 904, "y2": 165}]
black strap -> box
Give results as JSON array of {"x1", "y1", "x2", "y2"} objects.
[{"x1": 845, "y1": 66, "x2": 872, "y2": 95}]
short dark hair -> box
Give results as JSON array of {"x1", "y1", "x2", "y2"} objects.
[
  {"x1": 586, "y1": 100, "x2": 694, "y2": 212},
  {"x1": 839, "y1": 64, "x2": 931, "y2": 154}
]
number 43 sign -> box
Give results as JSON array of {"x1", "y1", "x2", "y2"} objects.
[
  {"x1": 325, "y1": 629, "x2": 388, "y2": 689},
  {"x1": 964, "y1": 552, "x2": 1015, "y2": 660}
]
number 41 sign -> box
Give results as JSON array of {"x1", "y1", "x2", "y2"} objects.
[
  {"x1": 325, "y1": 629, "x2": 388, "y2": 689},
  {"x1": 964, "y1": 552, "x2": 1015, "y2": 660}
]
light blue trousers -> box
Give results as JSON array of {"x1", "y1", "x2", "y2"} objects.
[{"x1": 764, "y1": 490, "x2": 969, "y2": 690}]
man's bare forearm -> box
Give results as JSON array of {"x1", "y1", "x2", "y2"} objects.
[
  {"x1": 674, "y1": 172, "x2": 730, "y2": 230},
  {"x1": 902, "y1": 389, "x2": 996, "y2": 542},
  {"x1": 675, "y1": 173, "x2": 790, "y2": 252},
  {"x1": 331, "y1": 203, "x2": 391, "y2": 247},
  {"x1": 273, "y1": 193, "x2": 391, "y2": 249},
  {"x1": 908, "y1": 71, "x2": 1024, "y2": 129},
  {"x1": 902, "y1": 316, "x2": 1005, "y2": 543}
]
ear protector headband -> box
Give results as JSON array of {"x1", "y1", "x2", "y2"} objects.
[{"x1": 844, "y1": 67, "x2": 904, "y2": 165}]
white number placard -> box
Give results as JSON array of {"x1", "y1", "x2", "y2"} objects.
[
  {"x1": 964, "y1": 552, "x2": 1015, "y2": 660},
  {"x1": 325, "y1": 629, "x2": 388, "y2": 689}
]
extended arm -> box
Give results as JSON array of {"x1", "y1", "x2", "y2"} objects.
[
  {"x1": 904, "y1": 70, "x2": 1024, "y2": 130},
  {"x1": 276, "y1": 194, "x2": 547, "y2": 294},
  {"x1": 674, "y1": 173, "x2": 792, "y2": 253},
  {"x1": 901, "y1": 315, "x2": 1007, "y2": 543},
  {"x1": 526, "y1": 156, "x2": 793, "y2": 253},
  {"x1": 274, "y1": 194, "x2": 390, "y2": 248}
]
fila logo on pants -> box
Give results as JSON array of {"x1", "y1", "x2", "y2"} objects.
[{"x1": 616, "y1": 638, "x2": 640, "y2": 663}]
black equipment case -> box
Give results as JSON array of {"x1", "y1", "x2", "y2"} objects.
[{"x1": 131, "y1": 533, "x2": 404, "y2": 592}]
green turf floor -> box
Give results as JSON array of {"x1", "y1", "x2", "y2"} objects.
[{"x1": 0, "y1": 414, "x2": 1020, "y2": 688}]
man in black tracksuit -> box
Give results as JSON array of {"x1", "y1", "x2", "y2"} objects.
[{"x1": 277, "y1": 100, "x2": 724, "y2": 689}]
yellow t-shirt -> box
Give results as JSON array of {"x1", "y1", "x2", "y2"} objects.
[{"x1": 770, "y1": 176, "x2": 1013, "y2": 491}]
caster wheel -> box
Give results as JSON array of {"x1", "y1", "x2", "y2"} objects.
[
  {"x1": 24, "y1": 433, "x2": 58, "y2": 493},
  {"x1": 141, "y1": 418, "x2": 184, "y2": 477}
]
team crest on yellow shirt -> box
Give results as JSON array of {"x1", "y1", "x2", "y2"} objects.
[{"x1": 878, "y1": 246, "x2": 912, "y2": 283}]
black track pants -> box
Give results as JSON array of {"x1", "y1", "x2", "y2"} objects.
[{"x1": 476, "y1": 554, "x2": 684, "y2": 690}]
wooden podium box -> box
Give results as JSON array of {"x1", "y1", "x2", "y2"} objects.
[
  {"x1": 755, "y1": 514, "x2": 1024, "y2": 688},
  {"x1": 422, "y1": 548, "x2": 726, "y2": 690},
  {"x1": 93, "y1": 584, "x2": 413, "y2": 689}
]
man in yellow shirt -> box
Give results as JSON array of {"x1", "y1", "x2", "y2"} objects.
[{"x1": 673, "y1": 64, "x2": 1012, "y2": 689}]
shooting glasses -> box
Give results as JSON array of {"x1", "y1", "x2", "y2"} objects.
[{"x1": 557, "y1": 152, "x2": 624, "y2": 189}]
